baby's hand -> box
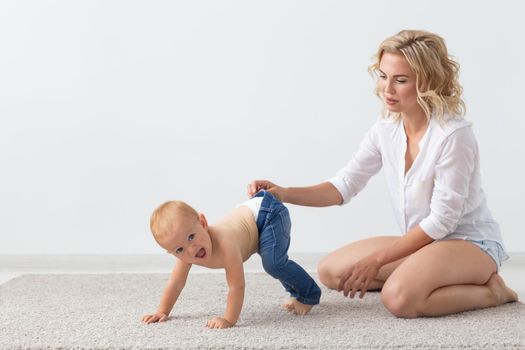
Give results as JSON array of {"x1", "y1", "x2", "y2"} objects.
[
  {"x1": 206, "y1": 316, "x2": 233, "y2": 329},
  {"x1": 141, "y1": 312, "x2": 168, "y2": 324}
]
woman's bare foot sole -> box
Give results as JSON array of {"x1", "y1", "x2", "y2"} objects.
[
  {"x1": 486, "y1": 273, "x2": 518, "y2": 305},
  {"x1": 281, "y1": 298, "x2": 314, "y2": 315}
]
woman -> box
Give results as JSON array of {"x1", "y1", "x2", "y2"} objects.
[{"x1": 247, "y1": 30, "x2": 518, "y2": 318}]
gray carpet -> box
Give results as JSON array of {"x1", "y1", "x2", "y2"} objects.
[{"x1": 0, "y1": 273, "x2": 524, "y2": 349}]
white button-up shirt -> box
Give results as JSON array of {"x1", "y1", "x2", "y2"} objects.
[{"x1": 328, "y1": 116, "x2": 507, "y2": 254}]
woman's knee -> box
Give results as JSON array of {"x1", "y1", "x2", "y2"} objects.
[{"x1": 381, "y1": 279, "x2": 420, "y2": 318}]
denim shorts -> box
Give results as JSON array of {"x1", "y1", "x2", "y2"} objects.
[{"x1": 467, "y1": 239, "x2": 507, "y2": 272}]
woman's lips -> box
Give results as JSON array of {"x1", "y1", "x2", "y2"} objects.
[{"x1": 385, "y1": 98, "x2": 398, "y2": 105}]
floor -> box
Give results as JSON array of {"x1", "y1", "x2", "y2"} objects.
[{"x1": 1, "y1": 253, "x2": 524, "y2": 300}]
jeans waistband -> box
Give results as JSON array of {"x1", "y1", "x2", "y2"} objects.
[{"x1": 254, "y1": 190, "x2": 283, "y2": 233}]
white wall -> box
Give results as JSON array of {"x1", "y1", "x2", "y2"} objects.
[{"x1": 1, "y1": 0, "x2": 524, "y2": 254}]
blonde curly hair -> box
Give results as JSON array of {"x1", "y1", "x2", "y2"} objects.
[{"x1": 369, "y1": 30, "x2": 466, "y2": 122}]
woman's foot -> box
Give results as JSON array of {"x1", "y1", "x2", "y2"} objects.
[
  {"x1": 486, "y1": 273, "x2": 518, "y2": 306},
  {"x1": 281, "y1": 298, "x2": 314, "y2": 315}
]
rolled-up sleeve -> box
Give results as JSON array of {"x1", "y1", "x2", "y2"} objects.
[
  {"x1": 327, "y1": 123, "x2": 383, "y2": 205},
  {"x1": 419, "y1": 128, "x2": 477, "y2": 239}
]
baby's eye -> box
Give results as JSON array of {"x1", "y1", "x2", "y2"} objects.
[
  {"x1": 175, "y1": 247, "x2": 183, "y2": 254},
  {"x1": 188, "y1": 233, "x2": 195, "y2": 241}
]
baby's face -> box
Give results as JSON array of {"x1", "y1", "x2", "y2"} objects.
[{"x1": 161, "y1": 215, "x2": 212, "y2": 264}]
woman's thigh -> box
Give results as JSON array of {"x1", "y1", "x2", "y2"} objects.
[
  {"x1": 382, "y1": 239, "x2": 497, "y2": 301},
  {"x1": 317, "y1": 236, "x2": 406, "y2": 289}
]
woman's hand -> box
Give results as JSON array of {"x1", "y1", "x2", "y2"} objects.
[
  {"x1": 247, "y1": 180, "x2": 284, "y2": 200},
  {"x1": 337, "y1": 254, "x2": 382, "y2": 299}
]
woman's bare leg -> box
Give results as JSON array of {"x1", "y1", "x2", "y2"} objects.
[
  {"x1": 380, "y1": 240, "x2": 518, "y2": 318},
  {"x1": 317, "y1": 236, "x2": 407, "y2": 290}
]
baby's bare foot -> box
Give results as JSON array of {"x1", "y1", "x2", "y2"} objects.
[
  {"x1": 486, "y1": 273, "x2": 518, "y2": 306},
  {"x1": 281, "y1": 298, "x2": 295, "y2": 312},
  {"x1": 281, "y1": 298, "x2": 314, "y2": 315}
]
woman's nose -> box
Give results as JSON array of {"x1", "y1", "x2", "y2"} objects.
[{"x1": 384, "y1": 80, "x2": 395, "y2": 95}]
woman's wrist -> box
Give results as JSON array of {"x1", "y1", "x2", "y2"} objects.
[
  {"x1": 278, "y1": 187, "x2": 289, "y2": 203},
  {"x1": 373, "y1": 250, "x2": 387, "y2": 267}
]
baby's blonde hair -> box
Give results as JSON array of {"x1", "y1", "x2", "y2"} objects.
[
  {"x1": 369, "y1": 30, "x2": 466, "y2": 122},
  {"x1": 150, "y1": 200, "x2": 199, "y2": 245}
]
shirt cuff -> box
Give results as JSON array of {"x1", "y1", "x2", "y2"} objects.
[
  {"x1": 419, "y1": 216, "x2": 448, "y2": 240},
  {"x1": 327, "y1": 176, "x2": 351, "y2": 205}
]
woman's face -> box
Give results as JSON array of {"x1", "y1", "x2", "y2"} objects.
[{"x1": 377, "y1": 52, "x2": 421, "y2": 117}]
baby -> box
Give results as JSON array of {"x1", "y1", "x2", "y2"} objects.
[{"x1": 141, "y1": 190, "x2": 321, "y2": 329}]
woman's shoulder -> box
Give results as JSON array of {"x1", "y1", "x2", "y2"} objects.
[
  {"x1": 432, "y1": 115, "x2": 473, "y2": 139},
  {"x1": 431, "y1": 116, "x2": 478, "y2": 152}
]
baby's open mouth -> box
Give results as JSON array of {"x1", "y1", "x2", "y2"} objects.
[{"x1": 195, "y1": 248, "x2": 206, "y2": 258}]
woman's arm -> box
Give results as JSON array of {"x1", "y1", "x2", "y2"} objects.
[
  {"x1": 373, "y1": 225, "x2": 433, "y2": 269},
  {"x1": 419, "y1": 127, "x2": 478, "y2": 240},
  {"x1": 247, "y1": 180, "x2": 343, "y2": 207},
  {"x1": 248, "y1": 122, "x2": 383, "y2": 207}
]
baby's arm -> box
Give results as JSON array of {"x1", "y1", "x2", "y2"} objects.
[
  {"x1": 206, "y1": 250, "x2": 245, "y2": 329},
  {"x1": 142, "y1": 260, "x2": 191, "y2": 324}
]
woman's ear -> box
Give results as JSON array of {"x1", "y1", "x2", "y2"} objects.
[{"x1": 198, "y1": 213, "x2": 208, "y2": 230}]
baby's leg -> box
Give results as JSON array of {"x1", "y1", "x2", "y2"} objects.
[
  {"x1": 281, "y1": 297, "x2": 314, "y2": 315},
  {"x1": 258, "y1": 205, "x2": 321, "y2": 310}
]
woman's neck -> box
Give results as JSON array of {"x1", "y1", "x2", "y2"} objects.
[{"x1": 401, "y1": 109, "x2": 428, "y2": 137}]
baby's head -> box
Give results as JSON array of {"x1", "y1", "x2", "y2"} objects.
[{"x1": 150, "y1": 200, "x2": 212, "y2": 264}]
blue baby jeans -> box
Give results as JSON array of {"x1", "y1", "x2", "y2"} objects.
[{"x1": 254, "y1": 190, "x2": 321, "y2": 305}]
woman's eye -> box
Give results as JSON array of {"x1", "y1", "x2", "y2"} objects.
[
  {"x1": 175, "y1": 247, "x2": 183, "y2": 254},
  {"x1": 188, "y1": 233, "x2": 195, "y2": 241},
  {"x1": 396, "y1": 80, "x2": 407, "y2": 84},
  {"x1": 379, "y1": 75, "x2": 386, "y2": 80}
]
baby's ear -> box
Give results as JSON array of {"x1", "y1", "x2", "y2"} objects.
[{"x1": 198, "y1": 213, "x2": 209, "y2": 230}]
